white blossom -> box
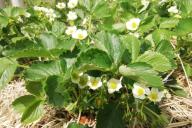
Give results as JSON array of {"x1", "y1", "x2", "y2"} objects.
[
  {"x1": 65, "y1": 26, "x2": 77, "y2": 35},
  {"x1": 132, "y1": 83, "x2": 150, "y2": 99},
  {"x1": 87, "y1": 76, "x2": 102, "y2": 90},
  {"x1": 68, "y1": 0, "x2": 78, "y2": 9},
  {"x1": 72, "y1": 29, "x2": 88, "y2": 40},
  {"x1": 56, "y1": 2, "x2": 66, "y2": 9},
  {"x1": 67, "y1": 11, "x2": 78, "y2": 21},
  {"x1": 168, "y1": 6, "x2": 179, "y2": 14},
  {"x1": 126, "y1": 18, "x2": 141, "y2": 31},
  {"x1": 147, "y1": 88, "x2": 164, "y2": 102},
  {"x1": 107, "y1": 78, "x2": 122, "y2": 94}
]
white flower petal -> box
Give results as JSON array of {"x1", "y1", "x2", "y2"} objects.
[
  {"x1": 87, "y1": 77, "x2": 102, "y2": 90},
  {"x1": 108, "y1": 88, "x2": 115, "y2": 94},
  {"x1": 67, "y1": 11, "x2": 77, "y2": 21},
  {"x1": 107, "y1": 78, "x2": 122, "y2": 94},
  {"x1": 68, "y1": 0, "x2": 78, "y2": 9},
  {"x1": 65, "y1": 26, "x2": 77, "y2": 35},
  {"x1": 56, "y1": 2, "x2": 66, "y2": 9},
  {"x1": 72, "y1": 29, "x2": 88, "y2": 40},
  {"x1": 147, "y1": 88, "x2": 164, "y2": 102},
  {"x1": 168, "y1": 6, "x2": 179, "y2": 14},
  {"x1": 126, "y1": 18, "x2": 141, "y2": 31},
  {"x1": 132, "y1": 83, "x2": 149, "y2": 100}
]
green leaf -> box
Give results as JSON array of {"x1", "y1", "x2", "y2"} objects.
[
  {"x1": 12, "y1": 95, "x2": 37, "y2": 114},
  {"x1": 136, "y1": 51, "x2": 172, "y2": 72},
  {"x1": 0, "y1": 15, "x2": 9, "y2": 27},
  {"x1": 25, "y1": 60, "x2": 66, "y2": 81},
  {"x1": 156, "y1": 40, "x2": 176, "y2": 68},
  {"x1": 3, "y1": 38, "x2": 74, "y2": 58},
  {"x1": 177, "y1": 0, "x2": 192, "y2": 15},
  {"x1": 152, "y1": 29, "x2": 174, "y2": 44},
  {"x1": 175, "y1": 18, "x2": 192, "y2": 36},
  {"x1": 155, "y1": 40, "x2": 175, "y2": 59},
  {"x1": 95, "y1": 32, "x2": 124, "y2": 64},
  {"x1": 79, "y1": 0, "x2": 92, "y2": 11},
  {"x1": 2, "y1": 7, "x2": 12, "y2": 17},
  {"x1": 121, "y1": 35, "x2": 141, "y2": 62},
  {"x1": 45, "y1": 76, "x2": 70, "y2": 107},
  {"x1": 26, "y1": 82, "x2": 44, "y2": 97},
  {"x1": 167, "y1": 84, "x2": 187, "y2": 97},
  {"x1": 139, "y1": 16, "x2": 156, "y2": 33},
  {"x1": 143, "y1": 106, "x2": 169, "y2": 127},
  {"x1": 173, "y1": 90, "x2": 187, "y2": 97},
  {"x1": 91, "y1": 0, "x2": 111, "y2": 19},
  {"x1": 159, "y1": 18, "x2": 179, "y2": 29},
  {"x1": 3, "y1": 48, "x2": 63, "y2": 58},
  {"x1": 112, "y1": 23, "x2": 126, "y2": 32},
  {"x1": 52, "y1": 21, "x2": 65, "y2": 36},
  {"x1": 68, "y1": 122, "x2": 88, "y2": 128},
  {"x1": 80, "y1": 0, "x2": 111, "y2": 19},
  {"x1": 39, "y1": 33, "x2": 58, "y2": 50},
  {"x1": 119, "y1": 63, "x2": 164, "y2": 88},
  {"x1": 76, "y1": 48, "x2": 112, "y2": 71},
  {"x1": 57, "y1": 38, "x2": 76, "y2": 51},
  {"x1": 0, "y1": 58, "x2": 17, "y2": 90},
  {"x1": 11, "y1": 7, "x2": 25, "y2": 17},
  {"x1": 3, "y1": 7, "x2": 25, "y2": 17},
  {"x1": 96, "y1": 103, "x2": 124, "y2": 128},
  {"x1": 21, "y1": 100, "x2": 44, "y2": 124},
  {"x1": 185, "y1": 63, "x2": 192, "y2": 77}
]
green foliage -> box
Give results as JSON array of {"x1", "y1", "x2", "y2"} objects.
[
  {"x1": 119, "y1": 63, "x2": 164, "y2": 88},
  {"x1": 121, "y1": 35, "x2": 141, "y2": 62},
  {"x1": 45, "y1": 76, "x2": 70, "y2": 107},
  {"x1": 177, "y1": 0, "x2": 192, "y2": 15},
  {"x1": 25, "y1": 82, "x2": 44, "y2": 97},
  {"x1": 1, "y1": 0, "x2": 191, "y2": 127},
  {"x1": 136, "y1": 51, "x2": 172, "y2": 72},
  {"x1": 68, "y1": 122, "x2": 88, "y2": 128},
  {"x1": 159, "y1": 18, "x2": 179, "y2": 29},
  {"x1": 39, "y1": 33, "x2": 59, "y2": 50},
  {"x1": 166, "y1": 84, "x2": 187, "y2": 97},
  {"x1": 185, "y1": 64, "x2": 192, "y2": 77},
  {"x1": 25, "y1": 60, "x2": 66, "y2": 81},
  {"x1": 175, "y1": 18, "x2": 192, "y2": 35},
  {"x1": 95, "y1": 31, "x2": 124, "y2": 65},
  {"x1": 152, "y1": 29, "x2": 174, "y2": 44},
  {"x1": 21, "y1": 100, "x2": 44, "y2": 124},
  {"x1": 79, "y1": 0, "x2": 111, "y2": 19},
  {"x1": 12, "y1": 95, "x2": 37, "y2": 114},
  {"x1": 0, "y1": 58, "x2": 17, "y2": 90},
  {"x1": 96, "y1": 103, "x2": 124, "y2": 128},
  {"x1": 12, "y1": 95, "x2": 44, "y2": 124},
  {"x1": 76, "y1": 48, "x2": 112, "y2": 71}
]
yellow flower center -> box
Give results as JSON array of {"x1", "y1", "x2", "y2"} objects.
[
  {"x1": 137, "y1": 88, "x2": 144, "y2": 96},
  {"x1": 78, "y1": 34, "x2": 84, "y2": 40},
  {"x1": 132, "y1": 22, "x2": 137, "y2": 29},
  {"x1": 91, "y1": 79, "x2": 99, "y2": 87},
  {"x1": 149, "y1": 92, "x2": 158, "y2": 101},
  {"x1": 110, "y1": 81, "x2": 117, "y2": 89},
  {"x1": 69, "y1": 21, "x2": 74, "y2": 26}
]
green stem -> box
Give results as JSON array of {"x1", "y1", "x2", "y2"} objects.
[
  {"x1": 144, "y1": 106, "x2": 159, "y2": 119},
  {"x1": 17, "y1": 64, "x2": 29, "y2": 69}
]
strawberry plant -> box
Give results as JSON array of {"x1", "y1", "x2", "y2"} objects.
[{"x1": 0, "y1": 0, "x2": 191, "y2": 127}]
